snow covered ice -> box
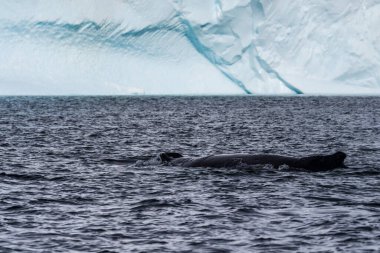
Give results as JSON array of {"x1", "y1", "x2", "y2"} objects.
[{"x1": 0, "y1": 0, "x2": 379, "y2": 95}]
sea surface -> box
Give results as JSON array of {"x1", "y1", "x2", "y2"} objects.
[{"x1": 0, "y1": 96, "x2": 379, "y2": 252}]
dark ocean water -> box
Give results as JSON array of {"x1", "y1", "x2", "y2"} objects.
[{"x1": 0, "y1": 96, "x2": 379, "y2": 252}]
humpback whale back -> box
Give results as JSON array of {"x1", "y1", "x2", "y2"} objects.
[{"x1": 159, "y1": 151, "x2": 347, "y2": 171}]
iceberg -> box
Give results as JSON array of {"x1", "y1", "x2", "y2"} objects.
[{"x1": 0, "y1": 0, "x2": 379, "y2": 95}]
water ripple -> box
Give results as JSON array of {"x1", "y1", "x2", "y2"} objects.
[{"x1": 0, "y1": 96, "x2": 379, "y2": 252}]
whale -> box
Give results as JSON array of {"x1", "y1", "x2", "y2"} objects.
[{"x1": 158, "y1": 151, "x2": 347, "y2": 171}]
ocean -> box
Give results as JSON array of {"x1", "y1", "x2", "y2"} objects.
[{"x1": 0, "y1": 96, "x2": 379, "y2": 252}]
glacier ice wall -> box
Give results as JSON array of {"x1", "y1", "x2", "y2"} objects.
[
  {"x1": 255, "y1": 0, "x2": 380, "y2": 94},
  {"x1": 0, "y1": 0, "x2": 380, "y2": 95}
]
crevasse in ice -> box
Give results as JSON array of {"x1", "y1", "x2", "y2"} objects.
[{"x1": 0, "y1": 0, "x2": 379, "y2": 95}]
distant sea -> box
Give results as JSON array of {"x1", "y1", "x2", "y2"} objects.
[{"x1": 0, "y1": 96, "x2": 379, "y2": 252}]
